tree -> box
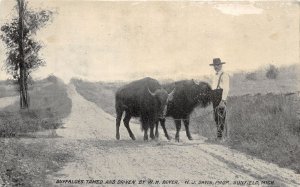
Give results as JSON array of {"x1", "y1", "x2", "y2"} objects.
[{"x1": 0, "y1": 0, "x2": 54, "y2": 109}]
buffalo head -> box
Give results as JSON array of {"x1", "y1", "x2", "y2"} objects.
[
  {"x1": 192, "y1": 80, "x2": 212, "y2": 107},
  {"x1": 148, "y1": 87, "x2": 175, "y2": 119}
]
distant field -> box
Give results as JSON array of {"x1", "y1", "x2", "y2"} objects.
[
  {"x1": 72, "y1": 64, "x2": 300, "y2": 174},
  {"x1": 229, "y1": 64, "x2": 299, "y2": 96},
  {"x1": 0, "y1": 80, "x2": 18, "y2": 98},
  {"x1": 71, "y1": 78, "x2": 122, "y2": 116}
]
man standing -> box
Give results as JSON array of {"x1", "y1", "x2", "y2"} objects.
[{"x1": 210, "y1": 58, "x2": 230, "y2": 141}]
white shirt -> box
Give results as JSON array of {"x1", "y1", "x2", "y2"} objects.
[{"x1": 211, "y1": 70, "x2": 230, "y2": 101}]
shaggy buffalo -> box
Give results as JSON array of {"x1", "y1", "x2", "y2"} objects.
[
  {"x1": 155, "y1": 80, "x2": 212, "y2": 142},
  {"x1": 115, "y1": 77, "x2": 175, "y2": 141}
]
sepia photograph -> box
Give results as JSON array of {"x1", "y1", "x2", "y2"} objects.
[{"x1": 0, "y1": 0, "x2": 299, "y2": 186}]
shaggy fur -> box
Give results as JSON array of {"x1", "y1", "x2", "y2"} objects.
[
  {"x1": 115, "y1": 77, "x2": 169, "y2": 141},
  {"x1": 156, "y1": 80, "x2": 212, "y2": 141}
]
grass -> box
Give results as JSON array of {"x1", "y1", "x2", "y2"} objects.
[
  {"x1": 0, "y1": 76, "x2": 73, "y2": 186},
  {"x1": 71, "y1": 78, "x2": 121, "y2": 116},
  {"x1": 0, "y1": 76, "x2": 72, "y2": 137},
  {"x1": 229, "y1": 94, "x2": 300, "y2": 173},
  {"x1": 229, "y1": 64, "x2": 299, "y2": 96},
  {"x1": 0, "y1": 139, "x2": 74, "y2": 187},
  {"x1": 193, "y1": 93, "x2": 300, "y2": 173},
  {"x1": 0, "y1": 80, "x2": 18, "y2": 98}
]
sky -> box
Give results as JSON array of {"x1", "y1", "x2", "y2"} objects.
[{"x1": 0, "y1": 0, "x2": 299, "y2": 82}]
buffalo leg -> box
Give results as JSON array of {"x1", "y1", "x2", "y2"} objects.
[
  {"x1": 141, "y1": 115, "x2": 149, "y2": 141},
  {"x1": 183, "y1": 118, "x2": 193, "y2": 140},
  {"x1": 144, "y1": 126, "x2": 149, "y2": 141},
  {"x1": 175, "y1": 119, "x2": 181, "y2": 142},
  {"x1": 115, "y1": 108, "x2": 123, "y2": 140},
  {"x1": 155, "y1": 121, "x2": 159, "y2": 139},
  {"x1": 123, "y1": 112, "x2": 136, "y2": 140},
  {"x1": 160, "y1": 118, "x2": 171, "y2": 140},
  {"x1": 150, "y1": 123, "x2": 155, "y2": 140}
]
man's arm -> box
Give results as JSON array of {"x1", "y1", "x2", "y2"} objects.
[{"x1": 221, "y1": 73, "x2": 230, "y2": 101}]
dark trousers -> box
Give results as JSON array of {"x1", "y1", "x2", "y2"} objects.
[
  {"x1": 213, "y1": 106, "x2": 226, "y2": 138},
  {"x1": 211, "y1": 89, "x2": 227, "y2": 138}
]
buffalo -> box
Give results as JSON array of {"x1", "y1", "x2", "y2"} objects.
[
  {"x1": 115, "y1": 77, "x2": 175, "y2": 141},
  {"x1": 155, "y1": 80, "x2": 212, "y2": 142}
]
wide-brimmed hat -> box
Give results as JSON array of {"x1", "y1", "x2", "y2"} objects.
[{"x1": 209, "y1": 58, "x2": 226, "y2": 66}]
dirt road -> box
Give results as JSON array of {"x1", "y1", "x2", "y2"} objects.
[{"x1": 48, "y1": 85, "x2": 300, "y2": 186}]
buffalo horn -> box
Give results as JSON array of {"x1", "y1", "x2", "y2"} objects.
[
  {"x1": 168, "y1": 88, "x2": 176, "y2": 101},
  {"x1": 147, "y1": 87, "x2": 156, "y2": 97},
  {"x1": 192, "y1": 79, "x2": 198, "y2": 85}
]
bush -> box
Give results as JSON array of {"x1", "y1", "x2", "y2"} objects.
[
  {"x1": 0, "y1": 110, "x2": 62, "y2": 137},
  {"x1": 46, "y1": 74, "x2": 58, "y2": 83},
  {"x1": 245, "y1": 72, "x2": 257, "y2": 81},
  {"x1": 266, "y1": 64, "x2": 279, "y2": 79}
]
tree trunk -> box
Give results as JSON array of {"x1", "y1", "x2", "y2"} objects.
[
  {"x1": 19, "y1": 65, "x2": 28, "y2": 109},
  {"x1": 17, "y1": 0, "x2": 29, "y2": 109}
]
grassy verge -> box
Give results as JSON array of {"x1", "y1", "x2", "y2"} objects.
[
  {"x1": 0, "y1": 76, "x2": 72, "y2": 137},
  {"x1": 71, "y1": 79, "x2": 121, "y2": 116},
  {"x1": 0, "y1": 139, "x2": 74, "y2": 186},
  {"x1": 0, "y1": 80, "x2": 18, "y2": 98},
  {"x1": 194, "y1": 93, "x2": 300, "y2": 173},
  {"x1": 0, "y1": 76, "x2": 73, "y2": 186}
]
